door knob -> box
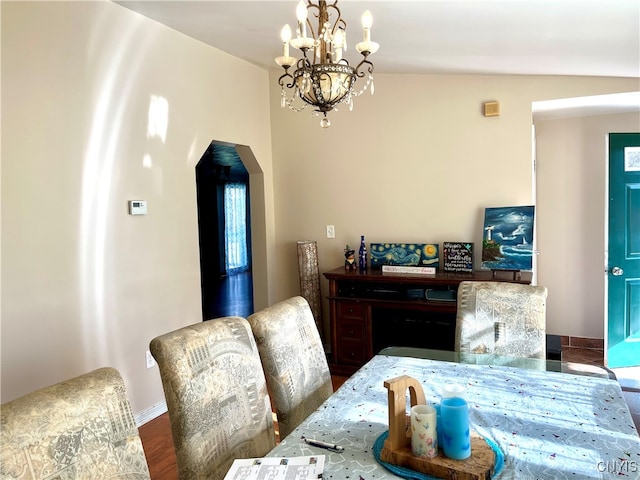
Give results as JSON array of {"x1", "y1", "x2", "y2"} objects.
[{"x1": 611, "y1": 266, "x2": 624, "y2": 276}]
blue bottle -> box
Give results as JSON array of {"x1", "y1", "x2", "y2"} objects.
[{"x1": 359, "y1": 235, "x2": 367, "y2": 271}]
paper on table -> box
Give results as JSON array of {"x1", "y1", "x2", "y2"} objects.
[{"x1": 223, "y1": 455, "x2": 325, "y2": 480}]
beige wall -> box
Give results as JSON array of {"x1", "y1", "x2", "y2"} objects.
[
  {"x1": 269, "y1": 72, "x2": 639, "y2": 342},
  {"x1": 1, "y1": 1, "x2": 276, "y2": 414},
  {"x1": 535, "y1": 112, "x2": 640, "y2": 338}
]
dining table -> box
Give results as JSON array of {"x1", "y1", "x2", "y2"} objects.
[{"x1": 267, "y1": 348, "x2": 640, "y2": 479}]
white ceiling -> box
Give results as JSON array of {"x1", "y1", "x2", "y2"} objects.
[{"x1": 115, "y1": 0, "x2": 640, "y2": 115}]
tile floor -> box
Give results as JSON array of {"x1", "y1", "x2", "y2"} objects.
[
  {"x1": 562, "y1": 346, "x2": 640, "y2": 433},
  {"x1": 561, "y1": 346, "x2": 604, "y2": 365}
]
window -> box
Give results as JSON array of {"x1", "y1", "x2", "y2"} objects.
[{"x1": 224, "y1": 183, "x2": 249, "y2": 273}]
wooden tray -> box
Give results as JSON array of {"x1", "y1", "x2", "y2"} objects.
[{"x1": 380, "y1": 430, "x2": 495, "y2": 480}]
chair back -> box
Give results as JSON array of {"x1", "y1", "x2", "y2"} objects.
[
  {"x1": 455, "y1": 281, "x2": 548, "y2": 359},
  {"x1": 0, "y1": 368, "x2": 150, "y2": 479},
  {"x1": 248, "y1": 296, "x2": 333, "y2": 439},
  {"x1": 150, "y1": 316, "x2": 276, "y2": 480}
]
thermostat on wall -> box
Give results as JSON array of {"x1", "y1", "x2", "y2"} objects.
[{"x1": 128, "y1": 200, "x2": 147, "y2": 215}]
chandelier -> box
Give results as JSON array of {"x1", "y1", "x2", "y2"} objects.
[{"x1": 275, "y1": 0, "x2": 379, "y2": 128}]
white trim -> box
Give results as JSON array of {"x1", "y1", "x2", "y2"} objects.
[
  {"x1": 135, "y1": 401, "x2": 168, "y2": 427},
  {"x1": 604, "y1": 133, "x2": 610, "y2": 365}
]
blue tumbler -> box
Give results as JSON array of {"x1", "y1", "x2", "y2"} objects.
[{"x1": 440, "y1": 397, "x2": 471, "y2": 460}]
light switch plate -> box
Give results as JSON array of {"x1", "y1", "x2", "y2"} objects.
[{"x1": 326, "y1": 225, "x2": 335, "y2": 238}]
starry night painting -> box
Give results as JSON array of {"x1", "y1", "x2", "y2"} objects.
[
  {"x1": 370, "y1": 243, "x2": 439, "y2": 269},
  {"x1": 481, "y1": 206, "x2": 535, "y2": 271}
]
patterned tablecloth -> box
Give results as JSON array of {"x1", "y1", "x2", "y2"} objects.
[{"x1": 268, "y1": 354, "x2": 640, "y2": 479}]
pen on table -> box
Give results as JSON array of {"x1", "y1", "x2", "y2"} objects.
[{"x1": 302, "y1": 436, "x2": 344, "y2": 452}]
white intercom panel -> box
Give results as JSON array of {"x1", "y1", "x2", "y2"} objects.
[{"x1": 128, "y1": 200, "x2": 147, "y2": 215}]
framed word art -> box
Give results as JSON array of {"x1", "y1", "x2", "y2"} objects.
[{"x1": 443, "y1": 242, "x2": 473, "y2": 273}]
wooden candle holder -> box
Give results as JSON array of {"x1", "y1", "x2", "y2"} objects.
[{"x1": 380, "y1": 375, "x2": 495, "y2": 480}]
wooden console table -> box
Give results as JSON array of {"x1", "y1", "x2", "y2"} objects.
[{"x1": 323, "y1": 267, "x2": 532, "y2": 375}]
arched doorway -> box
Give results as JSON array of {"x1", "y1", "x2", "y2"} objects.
[{"x1": 196, "y1": 142, "x2": 253, "y2": 319}]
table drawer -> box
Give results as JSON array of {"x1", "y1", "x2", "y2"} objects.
[
  {"x1": 338, "y1": 319, "x2": 366, "y2": 340},
  {"x1": 337, "y1": 301, "x2": 363, "y2": 319},
  {"x1": 337, "y1": 338, "x2": 368, "y2": 364}
]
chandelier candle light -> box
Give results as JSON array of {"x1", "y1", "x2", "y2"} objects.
[{"x1": 276, "y1": 0, "x2": 379, "y2": 128}]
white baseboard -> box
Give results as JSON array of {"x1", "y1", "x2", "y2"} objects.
[{"x1": 135, "y1": 401, "x2": 167, "y2": 427}]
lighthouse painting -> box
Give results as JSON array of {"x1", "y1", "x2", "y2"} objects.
[{"x1": 481, "y1": 205, "x2": 535, "y2": 271}]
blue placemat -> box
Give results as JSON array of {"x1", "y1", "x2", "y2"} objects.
[{"x1": 373, "y1": 431, "x2": 504, "y2": 480}]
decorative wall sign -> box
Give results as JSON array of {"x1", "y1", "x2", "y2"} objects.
[
  {"x1": 370, "y1": 243, "x2": 439, "y2": 269},
  {"x1": 382, "y1": 265, "x2": 436, "y2": 275},
  {"x1": 443, "y1": 242, "x2": 473, "y2": 273},
  {"x1": 481, "y1": 206, "x2": 535, "y2": 271}
]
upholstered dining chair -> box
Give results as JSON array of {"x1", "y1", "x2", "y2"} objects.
[
  {"x1": 149, "y1": 316, "x2": 276, "y2": 480},
  {"x1": 455, "y1": 281, "x2": 548, "y2": 359},
  {"x1": 248, "y1": 296, "x2": 333, "y2": 440},
  {"x1": 0, "y1": 367, "x2": 151, "y2": 479}
]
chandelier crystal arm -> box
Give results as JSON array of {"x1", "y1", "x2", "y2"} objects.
[
  {"x1": 277, "y1": 67, "x2": 295, "y2": 89},
  {"x1": 355, "y1": 52, "x2": 374, "y2": 78},
  {"x1": 297, "y1": 56, "x2": 311, "y2": 71},
  {"x1": 324, "y1": 2, "x2": 346, "y2": 40}
]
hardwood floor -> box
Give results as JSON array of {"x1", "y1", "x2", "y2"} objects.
[
  {"x1": 205, "y1": 271, "x2": 254, "y2": 319},
  {"x1": 138, "y1": 412, "x2": 177, "y2": 480}
]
